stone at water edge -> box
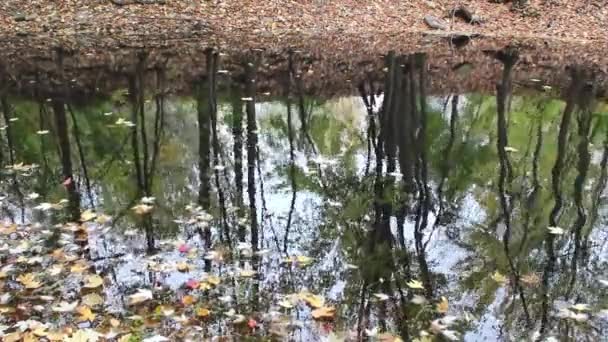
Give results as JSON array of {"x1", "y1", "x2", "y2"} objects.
[
  {"x1": 449, "y1": 5, "x2": 484, "y2": 25},
  {"x1": 13, "y1": 13, "x2": 27, "y2": 22},
  {"x1": 424, "y1": 15, "x2": 448, "y2": 30}
]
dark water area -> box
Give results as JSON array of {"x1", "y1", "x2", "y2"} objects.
[{"x1": 0, "y1": 45, "x2": 607, "y2": 342}]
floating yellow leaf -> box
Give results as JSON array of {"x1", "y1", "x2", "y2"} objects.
[
  {"x1": 80, "y1": 210, "x2": 97, "y2": 222},
  {"x1": 17, "y1": 273, "x2": 42, "y2": 289},
  {"x1": 132, "y1": 203, "x2": 153, "y2": 215},
  {"x1": 436, "y1": 296, "x2": 449, "y2": 314},
  {"x1": 176, "y1": 262, "x2": 191, "y2": 272},
  {"x1": 299, "y1": 292, "x2": 325, "y2": 308},
  {"x1": 199, "y1": 282, "x2": 212, "y2": 291},
  {"x1": 278, "y1": 299, "x2": 295, "y2": 309},
  {"x1": 239, "y1": 269, "x2": 256, "y2": 278},
  {"x1": 205, "y1": 275, "x2": 221, "y2": 286},
  {"x1": 182, "y1": 295, "x2": 196, "y2": 306},
  {"x1": 491, "y1": 271, "x2": 507, "y2": 284},
  {"x1": 83, "y1": 274, "x2": 104, "y2": 289},
  {"x1": 296, "y1": 255, "x2": 313, "y2": 265},
  {"x1": 406, "y1": 280, "x2": 424, "y2": 289},
  {"x1": 311, "y1": 306, "x2": 335, "y2": 320},
  {"x1": 77, "y1": 305, "x2": 96, "y2": 322},
  {"x1": 196, "y1": 307, "x2": 211, "y2": 318}
]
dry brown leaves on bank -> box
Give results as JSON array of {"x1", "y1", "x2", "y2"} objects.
[{"x1": 0, "y1": 0, "x2": 606, "y2": 54}]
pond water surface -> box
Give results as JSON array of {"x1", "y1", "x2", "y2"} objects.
[{"x1": 0, "y1": 45, "x2": 607, "y2": 342}]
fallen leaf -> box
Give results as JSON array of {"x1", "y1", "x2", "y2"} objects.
[
  {"x1": 491, "y1": 271, "x2": 507, "y2": 284},
  {"x1": 82, "y1": 293, "x2": 104, "y2": 307},
  {"x1": 83, "y1": 274, "x2": 104, "y2": 289},
  {"x1": 77, "y1": 306, "x2": 96, "y2": 322},
  {"x1": 52, "y1": 301, "x2": 79, "y2": 312},
  {"x1": 80, "y1": 210, "x2": 97, "y2": 222},
  {"x1": 143, "y1": 336, "x2": 169, "y2": 342},
  {"x1": 176, "y1": 262, "x2": 191, "y2": 272},
  {"x1": 373, "y1": 293, "x2": 390, "y2": 301},
  {"x1": 132, "y1": 204, "x2": 154, "y2": 215},
  {"x1": 182, "y1": 295, "x2": 196, "y2": 306},
  {"x1": 311, "y1": 306, "x2": 336, "y2": 320},
  {"x1": 299, "y1": 292, "x2": 325, "y2": 308},
  {"x1": 520, "y1": 273, "x2": 540, "y2": 286},
  {"x1": 196, "y1": 307, "x2": 211, "y2": 318},
  {"x1": 548, "y1": 226, "x2": 565, "y2": 235},
  {"x1": 17, "y1": 273, "x2": 42, "y2": 289},
  {"x1": 238, "y1": 269, "x2": 256, "y2": 278},
  {"x1": 406, "y1": 280, "x2": 424, "y2": 289},
  {"x1": 570, "y1": 303, "x2": 590, "y2": 312},
  {"x1": 436, "y1": 296, "x2": 449, "y2": 313},
  {"x1": 128, "y1": 289, "x2": 153, "y2": 305}
]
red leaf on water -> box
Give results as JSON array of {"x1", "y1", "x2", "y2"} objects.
[{"x1": 185, "y1": 279, "x2": 199, "y2": 289}]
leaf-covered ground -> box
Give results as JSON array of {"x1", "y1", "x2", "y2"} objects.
[{"x1": 0, "y1": 0, "x2": 607, "y2": 52}]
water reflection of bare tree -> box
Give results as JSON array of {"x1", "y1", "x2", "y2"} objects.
[
  {"x1": 207, "y1": 49, "x2": 231, "y2": 247},
  {"x1": 245, "y1": 55, "x2": 259, "y2": 252},
  {"x1": 196, "y1": 54, "x2": 212, "y2": 267},
  {"x1": 538, "y1": 65, "x2": 588, "y2": 337},
  {"x1": 565, "y1": 70, "x2": 595, "y2": 299},
  {"x1": 231, "y1": 83, "x2": 246, "y2": 242},
  {"x1": 494, "y1": 48, "x2": 532, "y2": 325},
  {"x1": 1, "y1": 94, "x2": 26, "y2": 223},
  {"x1": 283, "y1": 51, "x2": 298, "y2": 253},
  {"x1": 355, "y1": 51, "x2": 441, "y2": 339},
  {"x1": 52, "y1": 49, "x2": 81, "y2": 224},
  {"x1": 127, "y1": 52, "x2": 166, "y2": 254}
]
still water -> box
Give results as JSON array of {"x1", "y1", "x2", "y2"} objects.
[{"x1": 0, "y1": 45, "x2": 607, "y2": 341}]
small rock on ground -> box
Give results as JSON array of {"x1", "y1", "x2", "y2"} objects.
[{"x1": 424, "y1": 15, "x2": 448, "y2": 30}]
